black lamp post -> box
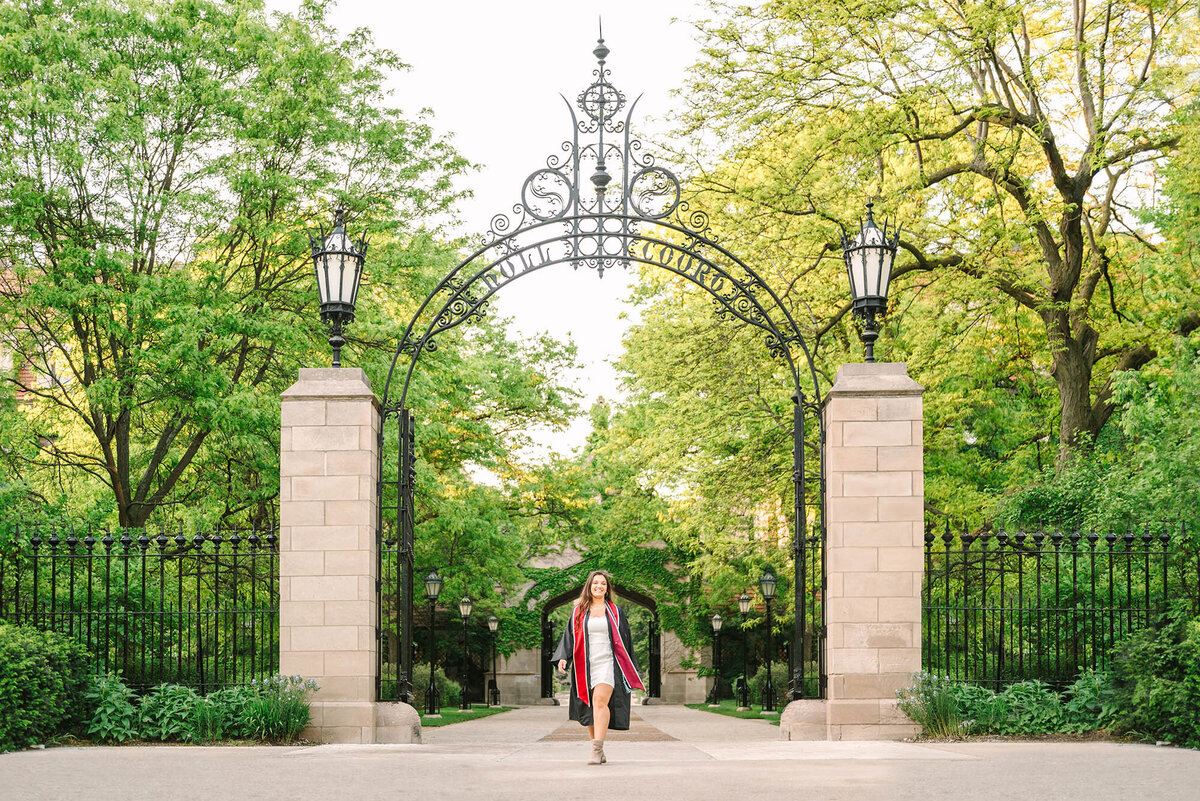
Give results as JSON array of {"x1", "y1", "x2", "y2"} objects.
[
  {"x1": 487, "y1": 615, "x2": 500, "y2": 706},
  {"x1": 458, "y1": 597, "x2": 473, "y2": 711},
  {"x1": 309, "y1": 207, "x2": 368, "y2": 368},
  {"x1": 737, "y1": 593, "x2": 751, "y2": 710},
  {"x1": 759, "y1": 569, "x2": 778, "y2": 713},
  {"x1": 423, "y1": 570, "x2": 443, "y2": 716},
  {"x1": 708, "y1": 613, "x2": 724, "y2": 706},
  {"x1": 839, "y1": 203, "x2": 900, "y2": 363}
]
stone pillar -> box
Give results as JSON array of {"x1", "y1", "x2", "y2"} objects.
[
  {"x1": 495, "y1": 648, "x2": 546, "y2": 705},
  {"x1": 658, "y1": 631, "x2": 705, "y2": 704},
  {"x1": 279, "y1": 368, "x2": 418, "y2": 744},
  {"x1": 781, "y1": 362, "x2": 924, "y2": 740}
]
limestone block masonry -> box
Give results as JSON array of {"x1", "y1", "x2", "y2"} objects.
[
  {"x1": 279, "y1": 368, "x2": 419, "y2": 744},
  {"x1": 659, "y1": 630, "x2": 705, "y2": 704},
  {"x1": 780, "y1": 362, "x2": 924, "y2": 741},
  {"x1": 495, "y1": 649, "x2": 545, "y2": 706}
]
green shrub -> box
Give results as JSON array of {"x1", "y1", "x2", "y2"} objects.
[
  {"x1": 896, "y1": 671, "x2": 966, "y2": 737},
  {"x1": 140, "y1": 684, "x2": 200, "y2": 741},
  {"x1": 1108, "y1": 604, "x2": 1200, "y2": 747},
  {"x1": 1000, "y1": 681, "x2": 1067, "y2": 734},
  {"x1": 0, "y1": 625, "x2": 92, "y2": 752},
  {"x1": 1062, "y1": 670, "x2": 1120, "y2": 732},
  {"x1": 901, "y1": 674, "x2": 1102, "y2": 737},
  {"x1": 411, "y1": 665, "x2": 461, "y2": 709},
  {"x1": 748, "y1": 663, "x2": 789, "y2": 709},
  {"x1": 85, "y1": 672, "x2": 140, "y2": 742}
]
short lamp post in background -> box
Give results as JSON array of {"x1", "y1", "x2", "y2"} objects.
[
  {"x1": 487, "y1": 615, "x2": 500, "y2": 706},
  {"x1": 840, "y1": 203, "x2": 900, "y2": 363},
  {"x1": 707, "y1": 613, "x2": 724, "y2": 706},
  {"x1": 423, "y1": 570, "x2": 443, "y2": 717},
  {"x1": 759, "y1": 569, "x2": 778, "y2": 713},
  {"x1": 458, "y1": 597, "x2": 473, "y2": 711},
  {"x1": 309, "y1": 207, "x2": 368, "y2": 368},
  {"x1": 737, "y1": 592, "x2": 751, "y2": 710}
]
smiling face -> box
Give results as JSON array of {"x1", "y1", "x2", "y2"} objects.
[{"x1": 576, "y1": 570, "x2": 613, "y2": 614}]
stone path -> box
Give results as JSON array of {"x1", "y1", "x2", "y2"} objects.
[{"x1": 2, "y1": 704, "x2": 1199, "y2": 801}]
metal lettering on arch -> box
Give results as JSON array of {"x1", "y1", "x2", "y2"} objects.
[{"x1": 376, "y1": 35, "x2": 828, "y2": 705}]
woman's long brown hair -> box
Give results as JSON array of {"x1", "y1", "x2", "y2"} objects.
[{"x1": 573, "y1": 569, "x2": 614, "y2": 622}]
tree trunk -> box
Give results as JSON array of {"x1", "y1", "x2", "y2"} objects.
[
  {"x1": 1048, "y1": 317, "x2": 1156, "y2": 466},
  {"x1": 1044, "y1": 298, "x2": 1101, "y2": 465},
  {"x1": 1051, "y1": 342, "x2": 1097, "y2": 465}
]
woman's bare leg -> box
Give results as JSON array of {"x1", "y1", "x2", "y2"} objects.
[{"x1": 591, "y1": 684, "x2": 613, "y2": 741}]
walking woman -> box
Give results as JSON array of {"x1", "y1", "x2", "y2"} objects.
[{"x1": 551, "y1": 569, "x2": 644, "y2": 765}]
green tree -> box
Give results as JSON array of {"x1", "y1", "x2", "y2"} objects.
[
  {"x1": 993, "y1": 99, "x2": 1200, "y2": 530},
  {"x1": 1001, "y1": 337, "x2": 1200, "y2": 532},
  {"x1": 507, "y1": 395, "x2": 704, "y2": 646},
  {"x1": 0, "y1": 0, "x2": 465, "y2": 526},
  {"x1": 608, "y1": 270, "x2": 809, "y2": 626},
  {"x1": 676, "y1": 0, "x2": 1200, "y2": 461}
]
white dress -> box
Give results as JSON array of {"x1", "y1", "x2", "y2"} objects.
[{"x1": 586, "y1": 614, "x2": 615, "y2": 688}]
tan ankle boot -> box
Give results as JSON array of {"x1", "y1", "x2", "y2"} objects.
[{"x1": 588, "y1": 739, "x2": 604, "y2": 765}]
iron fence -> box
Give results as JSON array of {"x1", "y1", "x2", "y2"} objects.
[
  {"x1": 923, "y1": 522, "x2": 1199, "y2": 689},
  {"x1": 0, "y1": 524, "x2": 279, "y2": 692}
]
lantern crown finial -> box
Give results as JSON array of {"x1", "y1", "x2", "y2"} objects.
[
  {"x1": 839, "y1": 201, "x2": 901, "y2": 362},
  {"x1": 309, "y1": 205, "x2": 368, "y2": 366},
  {"x1": 424, "y1": 569, "x2": 443, "y2": 601},
  {"x1": 758, "y1": 568, "x2": 778, "y2": 601}
]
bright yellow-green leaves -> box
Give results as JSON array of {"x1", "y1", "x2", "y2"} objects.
[{"x1": 632, "y1": 0, "x2": 1200, "y2": 519}]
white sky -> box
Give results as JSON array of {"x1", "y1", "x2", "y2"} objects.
[{"x1": 268, "y1": 0, "x2": 708, "y2": 456}]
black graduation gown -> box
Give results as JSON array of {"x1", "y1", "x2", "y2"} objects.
[{"x1": 550, "y1": 604, "x2": 640, "y2": 730}]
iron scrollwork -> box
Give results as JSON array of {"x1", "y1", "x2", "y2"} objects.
[
  {"x1": 385, "y1": 31, "x2": 830, "y2": 411},
  {"x1": 377, "y1": 32, "x2": 830, "y2": 708},
  {"x1": 478, "y1": 33, "x2": 694, "y2": 278},
  {"x1": 428, "y1": 275, "x2": 488, "y2": 338},
  {"x1": 413, "y1": 33, "x2": 819, "y2": 375}
]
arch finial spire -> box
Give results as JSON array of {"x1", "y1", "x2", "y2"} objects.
[{"x1": 593, "y1": 19, "x2": 609, "y2": 63}]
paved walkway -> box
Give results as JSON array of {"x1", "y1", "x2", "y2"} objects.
[{"x1": 3, "y1": 704, "x2": 1198, "y2": 801}]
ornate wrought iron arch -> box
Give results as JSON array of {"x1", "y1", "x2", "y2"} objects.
[{"x1": 376, "y1": 35, "x2": 827, "y2": 706}]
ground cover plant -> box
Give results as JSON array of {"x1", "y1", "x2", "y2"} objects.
[
  {"x1": 81, "y1": 672, "x2": 318, "y2": 745},
  {"x1": 85, "y1": 672, "x2": 141, "y2": 742},
  {"x1": 899, "y1": 607, "x2": 1200, "y2": 747},
  {"x1": 897, "y1": 671, "x2": 1109, "y2": 739},
  {"x1": 686, "y1": 699, "x2": 781, "y2": 727},
  {"x1": 417, "y1": 705, "x2": 515, "y2": 728}
]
